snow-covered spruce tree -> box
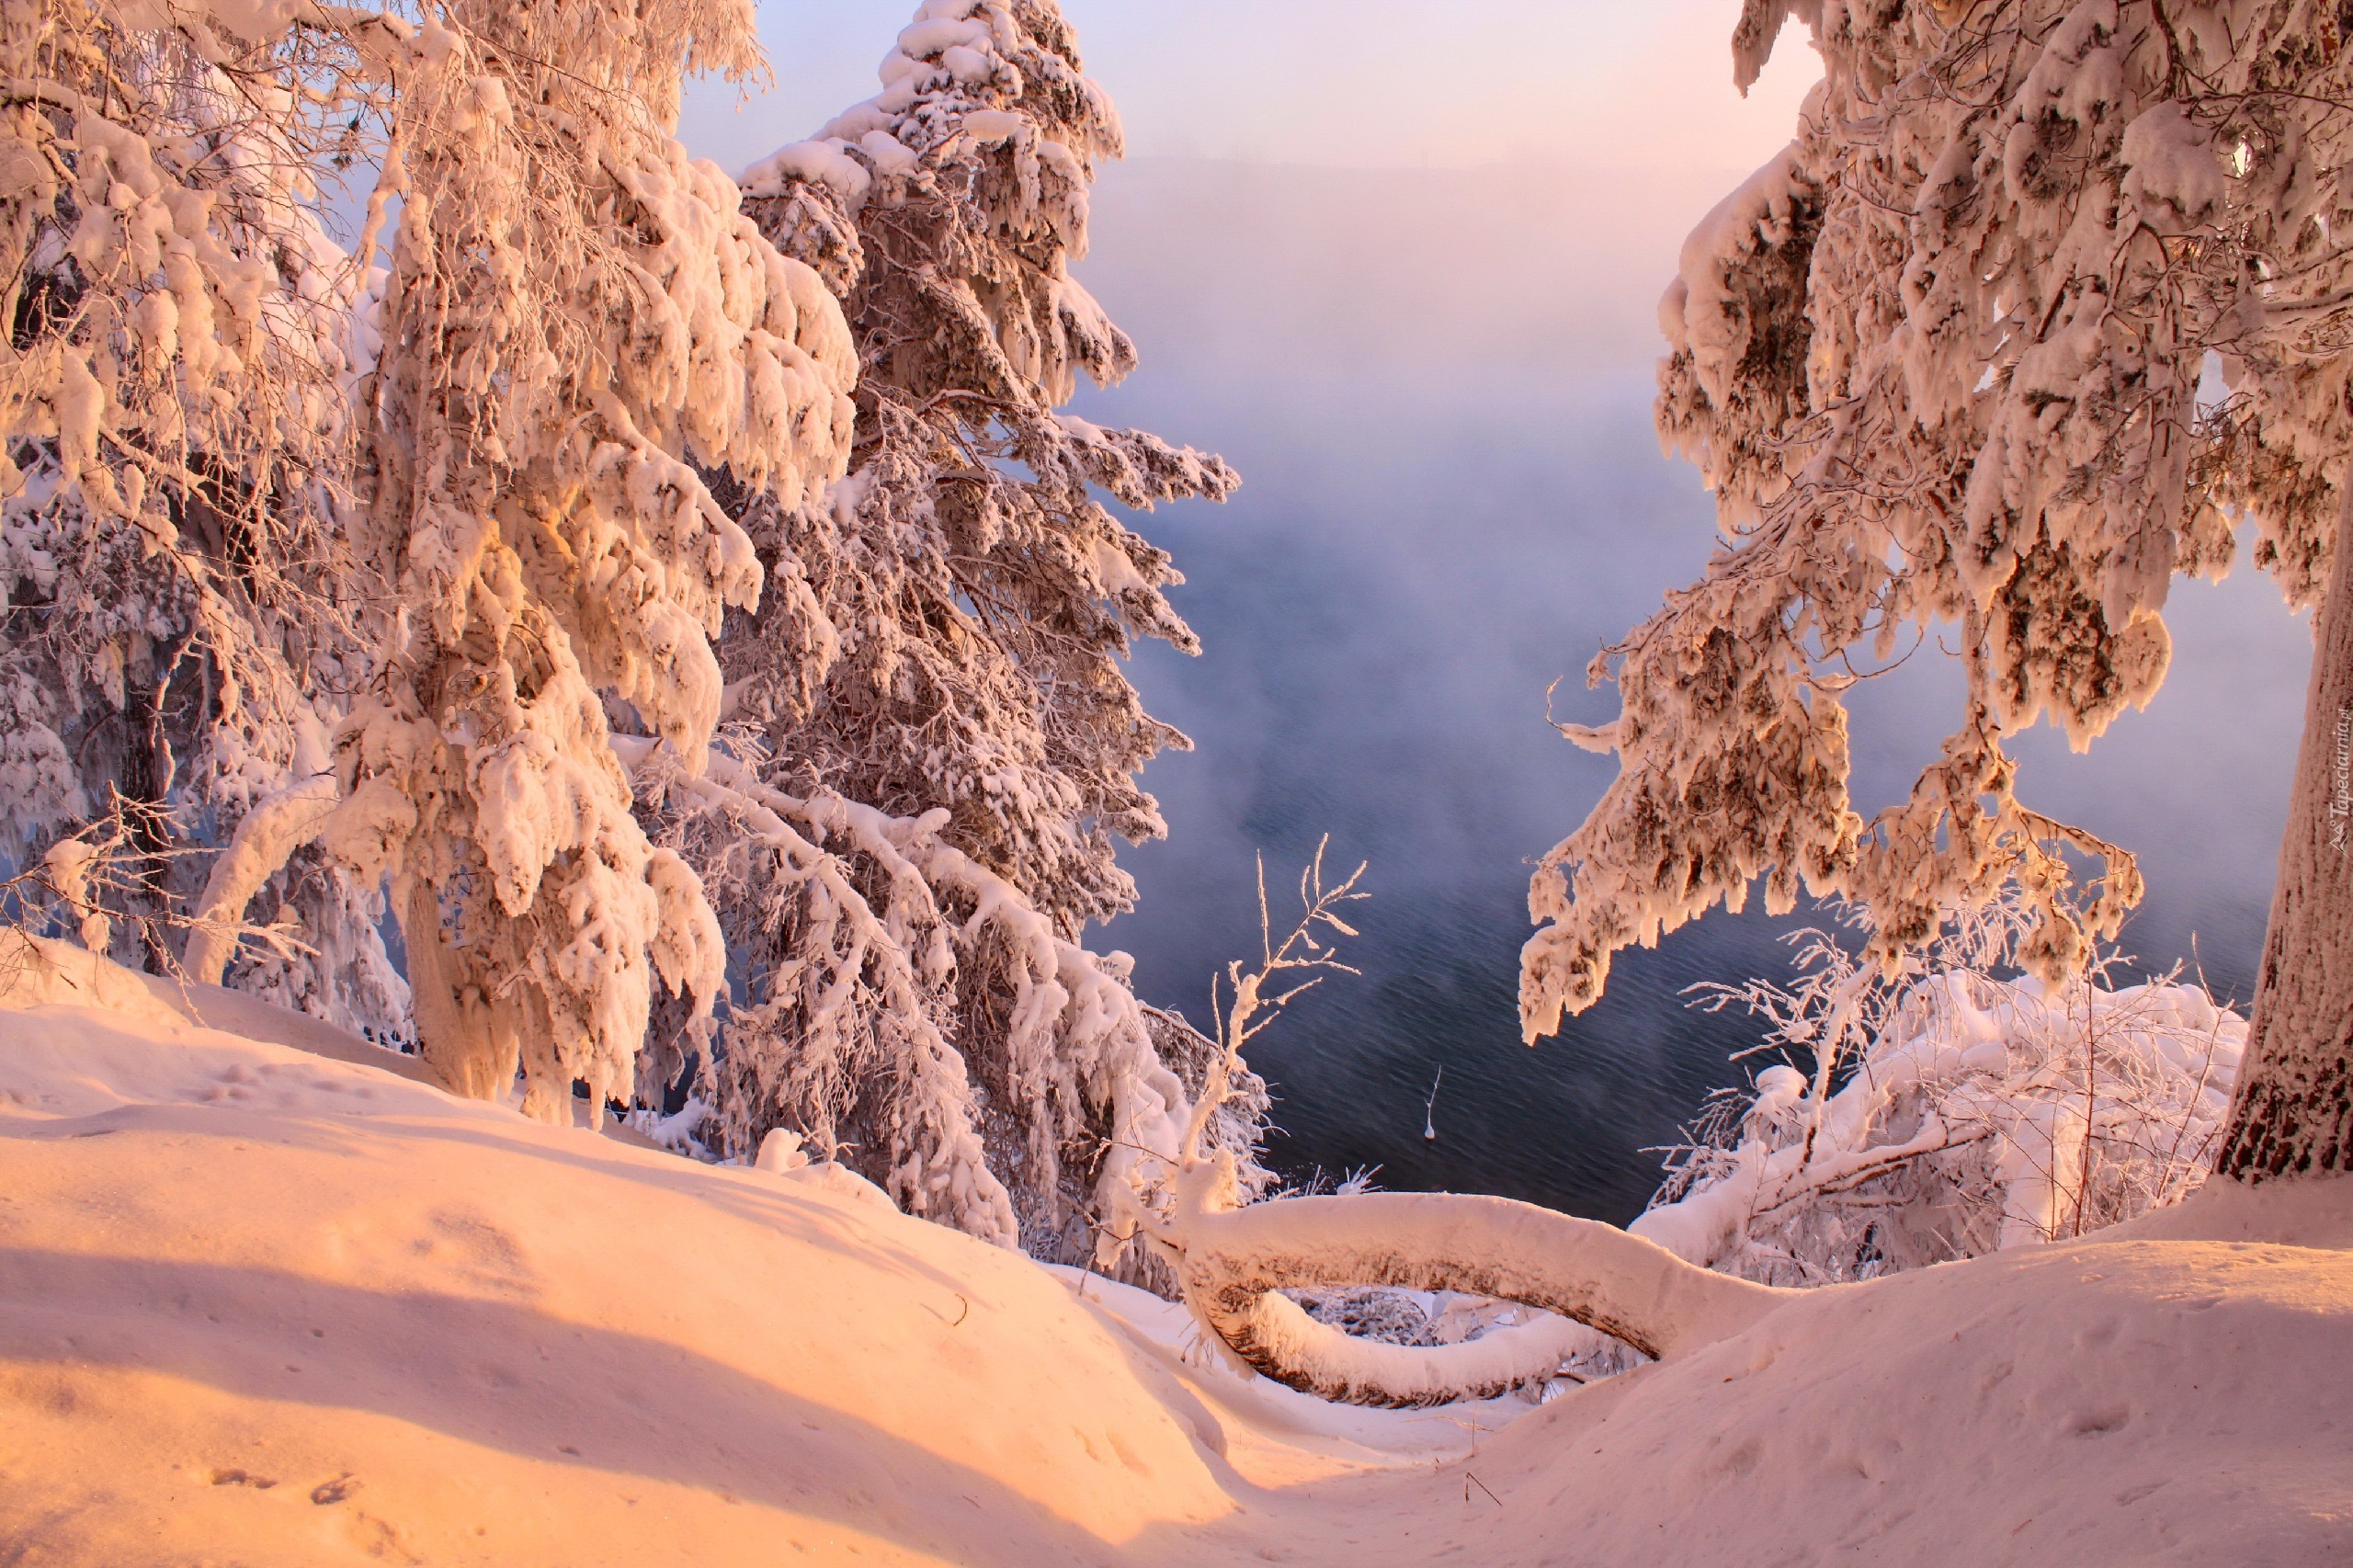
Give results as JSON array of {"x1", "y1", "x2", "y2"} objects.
[
  {"x1": 1519, "y1": 1, "x2": 2353, "y2": 1180},
  {"x1": 327, "y1": 0, "x2": 858, "y2": 1119},
  {"x1": 0, "y1": 0, "x2": 404, "y2": 1031},
  {"x1": 738, "y1": 2, "x2": 1233, "y2": 933},
  {"x1": 617, "y1": 0, "x2": 1248, "y2": 1259},
  {"x1": 1151, "y1": 0, "x2": 2353, "y2": 1407}
]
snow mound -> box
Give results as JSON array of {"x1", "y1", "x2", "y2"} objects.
[{"x1": 2, "y1": 981, "x2": 2347, "y2": 1564}]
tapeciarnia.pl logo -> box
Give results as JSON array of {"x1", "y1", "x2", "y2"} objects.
[{"x1": 2331, "y1": 703, "x2": 2351, "y2": 857}]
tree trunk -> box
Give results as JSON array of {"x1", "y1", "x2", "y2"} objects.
[
  {"x1": 401, "y1": 873, "x2": 517, "y2": 1101},
  {"x1": 119, "y1": 632, "x2": 174, "y2": 973},
  {"x1": 2219, "y1": 483, "x2": 2353, "y2": 1178}
]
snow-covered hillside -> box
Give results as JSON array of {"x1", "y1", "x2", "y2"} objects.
[{"x1": 3, "y1": 965, "x2": 2347, "y2": 1565}]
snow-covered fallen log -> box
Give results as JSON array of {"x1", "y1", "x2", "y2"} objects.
[
  {"x1": 1102, "y1": 852, "x2": 1786, "y2": 1408},
  {"x1": 1161, "y1": 1192, "x2": 1786, "y2": 1407}
]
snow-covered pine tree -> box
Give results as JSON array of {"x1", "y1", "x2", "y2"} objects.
[
  {"x1": 1520, "y1": 1, "x2": 2353, "y2": 1181},
  {"x1": 0, "y1": 1, "x2": 403, "y2": 1031},
  {"x1": 327, "y1": 0, "x2": 858, "y2": 1119},
  {"x1": 624, "y1": 0, "x2": 1247, "y2": 1259}
]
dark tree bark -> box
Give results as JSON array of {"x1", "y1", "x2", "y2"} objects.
[{"x1": 118, "y1": 633, "x2": 177, "y2": 972}]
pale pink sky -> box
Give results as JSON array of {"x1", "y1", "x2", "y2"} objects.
[{"x1": 681, "y1": 1, "x2": 1822, "y2": 177}]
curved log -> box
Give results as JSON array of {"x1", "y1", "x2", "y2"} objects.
[{"x1": 1169, "y1": 1191, "x2": 1792, "y2": 1407}]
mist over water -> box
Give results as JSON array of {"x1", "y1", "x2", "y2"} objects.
[{"x1": 1072, "y1": 159, "x2": 2312, "y2": 1225}]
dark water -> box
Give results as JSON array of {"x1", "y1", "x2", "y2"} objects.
[{"x1": 1074, "y1": 160, "x2": 2310, "y2": 1226}]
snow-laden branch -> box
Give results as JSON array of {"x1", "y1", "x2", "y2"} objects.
[
  {"x1": 619, "y1": 735, "x2": 1212, "y2": 1254},
  {"x1": 1523, "y1": 0, "x2": 2353, "y2": 1041},
  {"x1": 183, "y1": 775, "x2": 339, "y2": 985},
  {"x1": 711, "y1": 750, "x2": 1200, "y2": 1242},
  {"x1": 620, "y1": 735, "x2": 1021, "y2": 1244}
]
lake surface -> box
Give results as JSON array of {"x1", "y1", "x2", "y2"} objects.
[{"x1": 1075, "y1": 160, "x2": 2311, "y2": 1226}]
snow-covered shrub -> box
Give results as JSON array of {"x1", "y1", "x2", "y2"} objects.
[
  {"x1": 1143, "y1": 1003, "x2": 1277, "y2": 1207},
  {"x1": 1638, "y1": 902, "x2": 2244, "y2": 1286}
]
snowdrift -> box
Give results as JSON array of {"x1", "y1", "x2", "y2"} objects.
[{"x1": 3, "y1": 969, "x2": 2347, "y2": 1565}]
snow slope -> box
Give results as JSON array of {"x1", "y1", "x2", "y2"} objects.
[{"x1": 2, "y1": 961, "x2": 2347, "y2": 1565}]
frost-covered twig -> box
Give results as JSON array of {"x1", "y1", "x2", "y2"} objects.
[{"x1": 1187, "y1": 839, "x2": 1365, "y2": 1167}]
